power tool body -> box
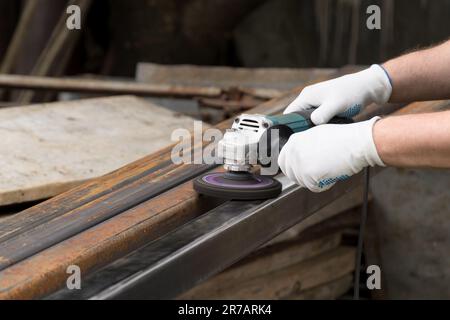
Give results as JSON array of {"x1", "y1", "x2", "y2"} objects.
[{"x1": 193, "y1": 110, "x2": 351, "y2": 200}]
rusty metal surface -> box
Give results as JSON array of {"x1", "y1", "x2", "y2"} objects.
[
  {"x1": 0, "y1": 181, "x2": 222, "y2": 299},
  {"x1": 0, "y1": 163, "x2": 212, "y2": 271},
  {"x1": 0, "y1": 145, "x2": 176, "y2": 242}
]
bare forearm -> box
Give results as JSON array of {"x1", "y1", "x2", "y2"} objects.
[
  {"x1": 373, "y1": 111, "x2": 450, "y2": 168},
  {"x1": 383, "y1": 40, "x2": 450, "y2": 102}
]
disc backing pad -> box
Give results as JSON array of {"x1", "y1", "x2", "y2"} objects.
[{"x1": 193, "y1": 171, "x2": 282, "y2": 200}]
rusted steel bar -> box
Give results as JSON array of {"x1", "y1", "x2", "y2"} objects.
[
  {"x1": 0, "y1": 163, "x2": 214, "y2": 271},
  {"x1": 0, "y1": 74, "x2": 222, "y2": 99},
  {"x1": 0, "y1": 144, "x2": 176, "y2": 241},
  {"x1": 0, "y1": 180, "x2": 213, "y2": 299}
]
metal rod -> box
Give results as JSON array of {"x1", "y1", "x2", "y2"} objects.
[
  {"x1": 354, "y1": 167, "x2": 370, "y2": 300},
  {"x1": 0, "y1": 74, "x2": 222, "y2": 99},
  {"x1": 0, "y1": 164, "x2": 213, "y2": 271}
]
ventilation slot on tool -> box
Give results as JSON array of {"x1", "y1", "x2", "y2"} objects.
[
  {"x1": 241, "y1": 119, "x2": 258, "y2": 123},
  {"x1": 240, "y1": 120, "x2": 260, "y2": 129}
]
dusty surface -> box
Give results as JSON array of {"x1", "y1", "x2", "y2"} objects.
[
  {"x1": 0, "y1": 95, "x2": 202, "y2": 206},
  {"x1": 136, "y1": 62, "x2": 335, "y2": 90}
]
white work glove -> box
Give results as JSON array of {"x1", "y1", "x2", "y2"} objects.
[
  {"x1": 284, "y1": 65, "x2": 392, "y2": 125},
  {"x1": 278, "y1": 117, "x2": 385, "y2": 192}
]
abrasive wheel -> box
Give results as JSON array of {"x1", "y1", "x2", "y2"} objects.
[{"x1": 193, "y1": 171, "x2": 282, "y2": 200}]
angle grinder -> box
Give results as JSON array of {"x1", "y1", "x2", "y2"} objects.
[{"x1": 193, "y1": 110, "x2": 352, "y2": 200}]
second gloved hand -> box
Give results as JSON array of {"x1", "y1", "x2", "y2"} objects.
[
  {"x1": 284, "y1": 65, "x2": 392, "y2": 125},
  {"x1": 278, "y1": 117, "x2": 385, "y2": 192}
]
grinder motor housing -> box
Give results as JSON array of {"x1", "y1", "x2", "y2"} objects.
[
  {"x1": 194, "y1": 110, "x2": 352, "y2": 200},
  {"x1": 218, "y1": 110, "x2": 350, "y2": 173}
]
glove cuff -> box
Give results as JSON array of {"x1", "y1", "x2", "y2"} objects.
[
  {"x1": 368, "y1": 64, "x2": 393, "y2": 104},
  {"x1": 364, "y1": 116, "x2": 386, "y2": 167}
]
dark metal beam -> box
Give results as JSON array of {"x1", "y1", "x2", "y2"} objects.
[{"x1": 49, "y1": 172, "x2": 369, "y2": 300}]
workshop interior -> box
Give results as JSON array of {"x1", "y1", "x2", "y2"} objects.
[{"x1": 0, "y1": 0, "x2": 449, "y2": 302}]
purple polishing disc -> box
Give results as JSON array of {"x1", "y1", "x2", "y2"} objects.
[
  {"x1": 193, "y1": 172, "x2": 282, "y2": 200},
  {"x1": 202, "y1": 172, "x2": 275, "y2": 189}
]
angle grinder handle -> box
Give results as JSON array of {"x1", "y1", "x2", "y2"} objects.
[
  {"x1": 291, "y1": 109, "x2": 353, "y2": 128},
  {"x1": 258, "y1": 110, "x2": 353, "y2": 168}
]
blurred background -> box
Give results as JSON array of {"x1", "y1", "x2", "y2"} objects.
[
  {"x1": 0, "y1": 0, "x2": 449, "y2": 78},
  {"x1": 0, "y1": 0, "x2": 449, "y2": 300}
]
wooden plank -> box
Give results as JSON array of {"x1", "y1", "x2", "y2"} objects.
[
  {"x1": 180, "y1": 246, "x2": 355, "y2": 300},
  {"x1": 0, "y1": 95, "x2": 203, "y2": 206},
  {"x1": 180, "y1": 232, "x2": 342, "y2": 299},
  {"x1": 287, "y1": 274, "x2": 353, "y2": 300},
  {"x1": 136, "y1": 62, "x2": 336, "y2": 91}
]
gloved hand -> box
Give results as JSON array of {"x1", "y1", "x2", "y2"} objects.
[
  {"x1": 278, "y1": 117, "x2": 385, "y2": 192},
  {"x1": 284, "y1": 65, "x2": 392, "y2": 125}
]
